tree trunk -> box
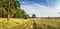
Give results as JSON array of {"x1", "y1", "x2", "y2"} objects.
[
  {"x1": 4, "y1": 14, "x2": 5, "y2": 18},
  {"x1": 0, "y1": 13, "x2": 1, "y2": 18},
  {"x1": 1, "y1": 14, "x2": 2, "y2": 18},
  {"x1": 7, "y1": 1, "x2": 10, "y2": 21},
  {"x1": 7, "y1": 7, "x2": 10, "y2": 21}
]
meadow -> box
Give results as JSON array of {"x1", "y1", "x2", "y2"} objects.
[{"x1": 0, "y1": 18, "x2": 60, "y2": 29}]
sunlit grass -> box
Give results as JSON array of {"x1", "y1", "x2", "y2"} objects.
[{"x1": 0, "y1": 18, "x2": 60, "y2": 29}]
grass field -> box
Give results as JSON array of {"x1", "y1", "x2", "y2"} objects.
[{"x1": 0, "y1": 18, "x2": 60, "y2": 29}]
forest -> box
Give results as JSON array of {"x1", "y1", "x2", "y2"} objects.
[{"x1": 0, "y1": 0, "x2": 29, "y2": 18}]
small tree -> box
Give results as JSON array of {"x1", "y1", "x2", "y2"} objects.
[{"x1": 32, "y1": 14, "x2": 36, "y2": 18}]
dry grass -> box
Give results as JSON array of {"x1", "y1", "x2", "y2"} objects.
[{"x1": 0, "y1": 18, "x2": 60, "y2": 29}]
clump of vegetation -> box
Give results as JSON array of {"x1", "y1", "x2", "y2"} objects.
[
  {"x1": 32, "y1": 14, "x2": 36, "y2": 18},
  {"x1": 33, "y1": 20, "x2": 40, "y2": 29},
  {"x1": 24, "y1": 14, "x2": 29, "y2": 19}
]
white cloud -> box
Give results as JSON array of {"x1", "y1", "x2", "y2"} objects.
[{"x1": 21, "y1": 3, "x2": 60, "y2": 17}]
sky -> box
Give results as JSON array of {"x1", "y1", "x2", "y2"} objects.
[{"x1": 18, "y1": 0, "x2": 60, "y2": 17}]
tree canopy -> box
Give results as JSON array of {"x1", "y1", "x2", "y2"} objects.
[
  {"x1": 0, "y1": 0, "x2": 29, "y2": 19},
  {"x1": 32, "y1": 14, "x2": 36, "y2": 18}
]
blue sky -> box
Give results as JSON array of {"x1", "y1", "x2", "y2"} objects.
[
  {"x1": 18, "y1": 0, "x2": 60, "y2": 17},
  {"x1": 19, "y1": 0, "x2": 56, "y2": 7}
]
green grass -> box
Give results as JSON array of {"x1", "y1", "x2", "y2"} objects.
[{"x1": 0, "y1": 18, "x2": 60, "y2": 29}]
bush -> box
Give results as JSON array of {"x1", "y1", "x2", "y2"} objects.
[{"x1": 24, "y1": 14, "x2": 29, "y2": 19}]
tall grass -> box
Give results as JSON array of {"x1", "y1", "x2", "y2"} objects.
[{"x1": 0, "y1": 18, "x2": 60, "y2": 29}]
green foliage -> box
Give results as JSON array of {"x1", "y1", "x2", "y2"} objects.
[
  {"x1": 24, "y1": 14, "x2": 29, "y2": 19},
  {"x1": 0, "y1": 0, "x2": 29, "y2": 18},
  {"x1": 32, "y1": 14, "x2": 36, "y2": 18}
]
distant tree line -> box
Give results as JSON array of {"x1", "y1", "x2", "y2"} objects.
[
  {"x1": 41, "y1": 17, "x2": 60, "y2": 19},
  {"x1": 0, "y1": 0, "x2": 29, "y2": 19}
]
